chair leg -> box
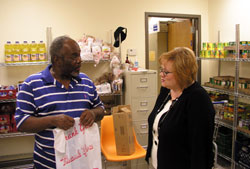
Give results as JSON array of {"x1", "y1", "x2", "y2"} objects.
[
  {"x1": 104, "y1": 158, "x2": 107, "y2": 169},
  {"x1": 122, "y1": 161, "x2": 127, "y2": 169}
]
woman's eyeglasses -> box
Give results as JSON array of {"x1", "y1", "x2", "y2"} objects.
[{"x1": 159, "y1": 68, "x2": 172, "y2": 76}]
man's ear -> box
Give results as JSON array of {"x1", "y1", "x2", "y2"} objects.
[{"x1": 52, "y1": 55, "x2": 61, "y2": 66}]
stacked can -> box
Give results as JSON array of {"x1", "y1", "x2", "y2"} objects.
[
  {"x1": 200, "y1": 42, "x2": 226, "y2": 58},
  {"x1": 240, "y1": 41, "x2": 248, "y2": 58}
]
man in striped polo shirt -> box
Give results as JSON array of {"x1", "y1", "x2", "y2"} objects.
[{"x1": 15, "y1": 36, "x2": 105, "y2": 168}]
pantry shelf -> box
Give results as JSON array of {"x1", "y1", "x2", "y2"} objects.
[
  {"x1": 198, "y1": 57, "x2": 250, "y2": 62},
  {"x1": 99, "y1": 93, "x2": 122, "y2": 96},
  {"x1": 224, "y1": 45, "x2": 250, "y2": 51},
  {"x1": 216, "y1": 118, "x2": 250, "y2": 138},
  {"x1": 81, "y1": 59, "x2": 110, "y2": 63},
  {"x1": 0, "y1": 153, "x2": 33, "y2": 168},
  {"x1": 215, "y1": 118, "x2": 233, "y2": 130},
  {"x1": 0, "y1": 132, "x2": 34, "y2": 138},
  {"x1": 204, "y1": 86, "x2": 250, "y2": 100},
  {"x1": 203, "y1": 86, "x2": 235, "y2": 96},
  {"x1": 197, "y1": 57, "x2": 236, "y2": 61},
  {"x1": 0, "y1": 61, "x2": 49, "y2": 67},
  {"x1": 0, "y1": 99, "x2": 16, "y2": 103},
  {"x1": 218, "y1": 152, "x2": 232, "y2": 163}
]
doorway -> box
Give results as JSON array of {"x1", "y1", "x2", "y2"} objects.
[{"x1": 145, "y1": 12, "x2": 201, "y2": 92}]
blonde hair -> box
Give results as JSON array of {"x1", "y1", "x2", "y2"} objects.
[{"x1": 159, "y1": 47, "x2": 198, "y2": 89}]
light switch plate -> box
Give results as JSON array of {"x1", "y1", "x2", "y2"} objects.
[{"x1": 127, "y1": 49, "x2": 137, "y2": 56}]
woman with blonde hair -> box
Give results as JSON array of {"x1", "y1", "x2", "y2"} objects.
[{"x1": 146, "y1": 47, "x2": 215, "y2": 169}]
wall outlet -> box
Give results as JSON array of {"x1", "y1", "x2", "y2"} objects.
[{"x1": 127, "y1": 49, "x2": 137, "y2": 56}]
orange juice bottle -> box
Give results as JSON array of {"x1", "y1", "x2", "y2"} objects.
[
  {"x1": 4, "y1": 41, "x2": 13, "y2": 63},
  {"x1": 13, "y1": 41, "x2": 21, "y2": 62},
  {"x1": 21, "y1": 41, "x2": 30, "y2": 62},
  {"x1": 30, "y1": 41, "x2": 38, "y2": 62},
  {"x1": 37, "y1": 41, "x2": 47, "y2": 61}
]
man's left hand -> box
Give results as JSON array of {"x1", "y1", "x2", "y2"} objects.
[{"x1": 80, "y1": 109, "x2": 95, "y2": 127}]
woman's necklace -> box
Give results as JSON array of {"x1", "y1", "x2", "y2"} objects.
[
  {"x1": 157, "y1": 93, "x2": 170, "y2": 114},
  {"x1": 157, "y1": 92, "x2": 181, "y2": 131}
]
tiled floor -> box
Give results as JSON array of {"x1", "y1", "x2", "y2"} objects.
[{"x1": 3, "y1": 155, "x2": 244, "y2": 169}]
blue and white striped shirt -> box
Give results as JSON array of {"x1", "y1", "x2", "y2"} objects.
[{"x1": 15, "y1": 64, "x2": 104, "y2": 168}]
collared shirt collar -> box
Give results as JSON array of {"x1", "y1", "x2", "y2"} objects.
[{"x1": 41, "y1": 64, "x2": 82, "y2": 85}]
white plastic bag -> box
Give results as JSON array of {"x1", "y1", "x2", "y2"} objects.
[{"x1": 53, "y1": 118, "x2": 102, "y2": 169}]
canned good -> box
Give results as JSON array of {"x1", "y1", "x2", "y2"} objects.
[
  {"x1": 239, "y1": 83, "x2": 247, "y2": 89},
  {"x1": 232, "y1": 50, "x2": 236, "y2": 58},
  {"x1": 242, "y1": 50, "x2": 247, "y2": 58},
  {"x1": 239, "y1": 120, "x2": 243, "y2": 128},
  {"x1": 207, "y1": 43, "x2": 213, "y2": 50},
  {"x1": 202, "y1": 42, "x2": 207, "y2": 50},
  {"x1": 210, "y1": 50, "x2": 215, "y2": 58},
  {"x1": 240, "y1": 41, "x2": 248, "y2": 46},
  {"x1": 213, "y1": 43, "x2": 217, "y2": 50},
  {"x1": 229, "y1": 41, "x2": 236, "y2": 46},
  {"x1": 215, "y1": 50, "x2": 219, "y2": 58},
  {"x1": 224, "y1": 50, "x2": 228, "y2": 58},
  {"x1": 230, "y1": 113, "x2": 234, "y2": 121},
  {"x1": 221, "y1": 80, "x2": 226, "y2": 86},
  {"x1": 238, "y1": 104, "x2": 246, "y2": 113},
  {"x1": 224, "y1": 42, "x2": 229, "y2": 47},
  {"x1": 204, "y1": 50, "x2": 210, "y2": 58},
  {"x1": 228, "y1": 103, "x2": 234, "y2": 113},
  {"x1": 224, "y1": 112, "x2": 228, "y2": 119},
  {"x1": 230, "y1": 81, "x2": 234, "y2": 88},
  {"x1": 219, "y1": 50, "x2": 225, "y2": 58},
  {"x1": 209, "y1": 77, "x2": 214, "y2": 84},
  {"x1": 200, "y1": 50, "x2": 204, "y2": 57},
  {"x1": 217, "y1": 43, "x2": 224, "y2": 50}
]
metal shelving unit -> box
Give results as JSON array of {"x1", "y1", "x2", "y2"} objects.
[
  {"x1": 200, "y1": 24, "x2": 250, "y2": 169},
  {"x1": 0, "y1": 153, "x2": 33, "y2": 168},
  {"x1": 203, "y1": 86, "x2": 250, "y2": 100},
  {"x1": 215, "y1": 118, "x2": 234, "y2": 130},
  {"x1": 81, "y1": 59, "x2": 111, "y2": 63},
  {"x1": 0, "y1": 132, "x2": 34, "y2": 138},
  {"x1": 0, "y1": 99, "x2": 16, "y2": 103},
  {"x1": 0, "y1": 61, "x2": 50, "y2": 67},
  {"x1": 0, "y1": 59, "x2": 111, "y2": 67}
]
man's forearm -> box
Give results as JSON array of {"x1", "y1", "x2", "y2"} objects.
[
  {"x1": 18, "y1": 116, "x2": 55, "y2": 133},
  {"x1": 18, "y1": 114, "x2": 75, "y2": 133}
]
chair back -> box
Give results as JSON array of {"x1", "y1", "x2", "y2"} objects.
[
  {"x1": 100, "y1": 115, "x2": 146, "y2": 162},
  {"x1": 101, "y1": 115, "x2": 117, "y2": 149}
]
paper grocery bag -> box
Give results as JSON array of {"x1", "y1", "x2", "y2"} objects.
[{"x1": 112, "y1": 105, "x2": 135, "y2": 155}]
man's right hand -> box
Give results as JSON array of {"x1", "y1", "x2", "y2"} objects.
[{"x1": 53, "y1": 114, "x2": 75, "y2": 130}]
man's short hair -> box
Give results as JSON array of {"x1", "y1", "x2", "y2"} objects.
[{"x1": 50, "y1": 36, "x2": 72, "y2": 65}]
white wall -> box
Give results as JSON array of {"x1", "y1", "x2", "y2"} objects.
[
  {"x1": 208, "y1": 0, "x2": 250, "y2": 42},
  {"x1": 0, "y1": 0, "x2": 209, "y2": 68},
  {"x1": 201, "y1": 0, "x2": 250, "y2": 84}
]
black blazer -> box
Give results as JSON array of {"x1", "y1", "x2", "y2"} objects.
[{"x1": 146, "y1": 82, "x2": 215, "y2": 169}]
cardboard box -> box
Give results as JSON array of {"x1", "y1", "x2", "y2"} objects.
[{"x1": 112, "y1": 105, "x2": 135, "y2": 155}]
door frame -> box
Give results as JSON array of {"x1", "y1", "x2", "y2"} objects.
[{"x1": 145, "y1": 12, "x2": 201, "y2": 83}]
